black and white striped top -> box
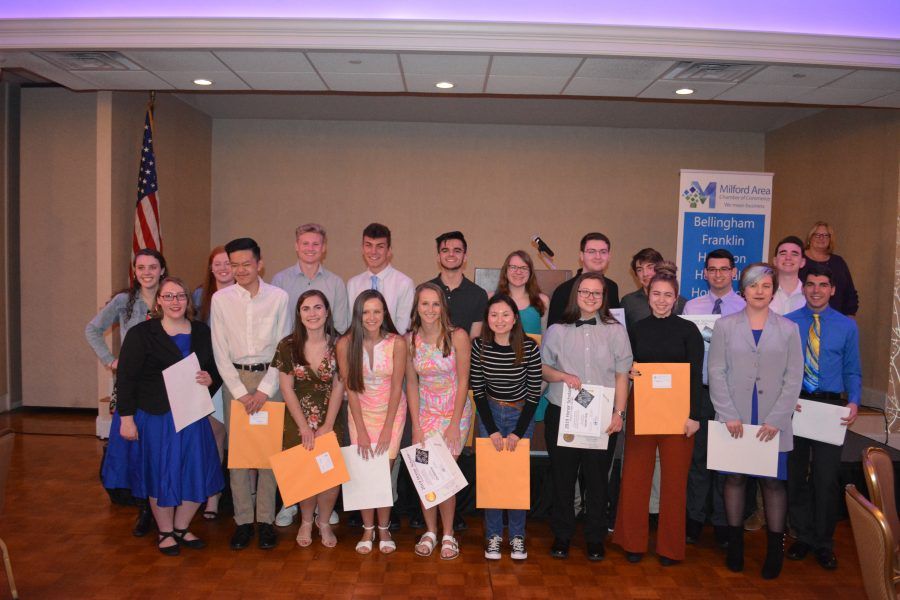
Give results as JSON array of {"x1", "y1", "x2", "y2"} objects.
[{"x1": 470, "y1": 337, "x2": 542, "y2": 437}]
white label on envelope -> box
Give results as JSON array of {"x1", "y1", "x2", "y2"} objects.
[
  {"x1": 652, "y1": 374, "x2": 672, "y2": 389},
  {"x1": 316, "y1": 452, "x2": 334, "y2": 474},
  {"x1": 249, "y1": 411, "x2": 269, "y2": 426}
]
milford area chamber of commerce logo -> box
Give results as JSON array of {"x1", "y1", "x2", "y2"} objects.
[{"x1": 682, "y1": 181, "x2": 717, "y2": 208}]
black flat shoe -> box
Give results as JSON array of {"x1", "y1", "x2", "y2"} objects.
[
  {"x1": 586, "y1": 542, "x2": 605, "y2": 561},
  {"x1": 658, "y1": 555, "x2": 680, "y2": 567},
  {"x1": 173, "y1": 527, "x2": 206, "y2": 549},
  {"x1": 626, "y1": 552, "x2": 643, "y2": 563},
  {"x1": 157, "y1": 531, "x2": 180, "y2": 556},
  {"x1": 814, "y1": 548, "x2": 838, "y2": 571},
  {"x1": 230, "y1": 523, "x2": 254, "y2": 550},
  {"x1": 786, "y1": 540, "x2": 811, "y2": 561},
  {"x1": 133, "y1": 505, "x2": 155, "y2": 538},
  {"x1": 550, "y1": 538, "x2": 570, "y2": 559},
  {"x1": 258, "y1": 523, "x2": 278, "y2": 549},
  {"x1": 713, "y1": 525, "x2": 730, "y2": 549},
  {"x1": 453, "y1": 514, "x2": 468, "y2": 532},
  {"x1": 686, "y1": 519, "x2": 703, "y2": 545},
  {"x1": 409, "y1": 515, "x2": 426, "y2": 530}
]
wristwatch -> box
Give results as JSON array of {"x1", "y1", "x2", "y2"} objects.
[{"x1": 615, "y1": 410, "x2": 626, "y2": 419}]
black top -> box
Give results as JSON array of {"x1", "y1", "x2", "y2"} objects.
[
  {"x1": 621, "y1": 288, "x2": 687, "y2": 332},
  {"x1": 547, "y1": 270, "x2": 620, "y2": 327},
  {"x1": 116, "y1": 319, "x2": 222, "y2": 416},
  {"x1": 470, "y1": 337, "x2": 542, "y2": 438},
  {"x1": 428, "y1": 274, "x2": 488, "y2": 334},
  {"x1": 629, "y1": 314, "x2": 704, "y2": 420},
  {"x1": 799, "y1": 253, "x2": 859, "y2": 316}
]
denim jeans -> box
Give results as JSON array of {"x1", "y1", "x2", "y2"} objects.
[{"x1": 477, "y1": 399, "x2": 536, "y2": 539}]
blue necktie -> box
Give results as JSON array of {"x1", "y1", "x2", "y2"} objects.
[
  {"x1": 712, "y1": 298, "x2": 722, "y2": 315},
  {"x1": 370, "y1": 275, "x2": 379, "y2": 291}
]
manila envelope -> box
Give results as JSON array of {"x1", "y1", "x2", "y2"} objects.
[
  {"x1": 269, "y1": 432, "x2": 350, "y2": 506},
  {"x1": 632, "y1": 363, "x2": 690, "y2": 435},
  {"x1": 475, "y1": 438, "x2": 530, "y2": 510},
  {"x1": 227, "y1": 400, "x2": 285, "y2": 469}
]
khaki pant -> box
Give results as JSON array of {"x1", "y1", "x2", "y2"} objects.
[{"x1": 223, "y1": 370, "x2": 281, "y2": 526}]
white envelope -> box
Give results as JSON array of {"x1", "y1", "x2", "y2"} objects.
[
  {"x1": 707, "y1": 421, "x2": 780, "y2": 478},
  {"x1": 340, "y1": 445, "x2": 394, "y2": 511},
  {"x1": 609, "y1": 308, "x2": 626, "y2": 328},
  {"x1": 162, "y1": 352, "x2": 214, "y2": 432},
  {"x1": 793, "y1": 399, "x2": 851, "y2": 446}
]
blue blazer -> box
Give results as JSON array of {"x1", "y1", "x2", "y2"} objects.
[{"x1": 708, "y1": 308, "x2": 803, "y2": 452}]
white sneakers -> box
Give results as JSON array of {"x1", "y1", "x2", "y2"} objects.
[{"x1": 274, "y1": 504, "x2": 298, "y2": 527}]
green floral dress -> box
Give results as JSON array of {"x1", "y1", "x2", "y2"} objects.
[{"x1": 272, "y1": 337, "x2": 343, "y2": 449}]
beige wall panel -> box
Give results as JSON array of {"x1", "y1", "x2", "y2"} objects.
[
  {"x1": 766, "y1": 108, "x2": 900, "y2": 397},
  {"x1": 211, "y1": 119, "x2": 764, "y2": 296},
  {"x1": 21, "y1": 89, "x2": 99, "y2": 407}
]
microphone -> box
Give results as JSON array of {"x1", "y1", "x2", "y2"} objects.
[{"x1": 531, "y1": 235, "x2": 555, "y2": 257}]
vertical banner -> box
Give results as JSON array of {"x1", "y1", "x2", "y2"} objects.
[{"x1": 676, "y1": 170, "x2": 773, "y2": 299}]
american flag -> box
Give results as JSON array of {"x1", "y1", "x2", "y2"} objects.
[{"x1": 131, "y1": 108, "x2": 161, "y2": 276}]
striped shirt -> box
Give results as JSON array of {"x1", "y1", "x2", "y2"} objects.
[{"x1": 470, "y1": 337, "x2": 542, "y2": 437}]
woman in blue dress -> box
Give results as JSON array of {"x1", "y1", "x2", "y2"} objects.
[
  {"x1": 708, "y1": 263, "x2": 803, "y2": 579},
  {"x1": 116, "y1": 277, "x2": 224, "y2": 555}
]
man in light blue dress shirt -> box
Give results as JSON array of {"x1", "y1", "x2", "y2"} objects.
[{"x1": 683, "y1": 249, "x2": 745, "y2": 546}]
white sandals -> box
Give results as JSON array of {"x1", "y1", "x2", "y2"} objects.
[
  {"x1": 355, "y1": 525, "x2": 375, "y2": 554},
  {"x1": 440, "y1": 535, "x2": 460, "y2": 560},
  {"x1": 377, "y1": 525, "x2": 397, "y2": 554},
  {"x1": 415, "y1": 532, "x2": 437, "y2": 557}
]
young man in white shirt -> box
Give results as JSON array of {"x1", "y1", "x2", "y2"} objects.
[
  {"x1": 683, "y1": 249, "x2": 746, "y2": 546},
  {"x1": 211, "y1": 237, "x2": 290, "y2": 550},
  {"x1": 272, "y1": 223, "x2": 350, "y2": 333},
  {"x1": 346, "y1": 223, "x2": 415, "y2": 334},
  {"x1": 769, "y1": 236, "x2": 807, "y2": 316}
]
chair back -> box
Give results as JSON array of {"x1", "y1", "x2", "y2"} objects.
[
  {"x1": 864, "y1": 446, "x2": 900, "y2": 551},
  {"x1": 846, "y1": 484, "x2": 898, "y2": 600},
  {"x1": 0, "y1": 429, "x2": 12, "y2": 514}
]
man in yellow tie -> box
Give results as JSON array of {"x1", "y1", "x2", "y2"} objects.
[{"x1": 784, "y1": 263, "x2": 861, "y2": 571}]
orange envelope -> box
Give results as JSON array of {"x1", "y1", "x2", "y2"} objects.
[
  {"x1": 633, "y1": 363, "x2": 690, "y2": 435},
  {"x1": 475, "y1": 438, "x2": 530, "y2": 510},
  {"x1": 269, "y1": 432, "x2": 350, "y2": 506},
  {"x1": 227, "y1": 400, "x2": 285, "y2": 469}
]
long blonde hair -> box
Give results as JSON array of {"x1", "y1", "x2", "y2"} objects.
[{"x1": 408, "y1": 282, "x2": 454, "y2": 358}]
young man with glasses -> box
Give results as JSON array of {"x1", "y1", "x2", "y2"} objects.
[
  {"x1": 683, "y1": 249, "x2": 746, "y2": 546},
  {"x1": 547, "y1": 233, "x2": 620, "y2": 327}
]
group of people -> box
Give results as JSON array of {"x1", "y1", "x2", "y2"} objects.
[{"x1": 86, "y1": 220, "x2": 861, "y2": 580}]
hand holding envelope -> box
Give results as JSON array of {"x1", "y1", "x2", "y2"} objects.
[
  {"x1": 476, "y1": 438, "x2": 530, "y2": 510},
  {"x1": 269, "y1": 432, "x2": 349, "y2": 506}
]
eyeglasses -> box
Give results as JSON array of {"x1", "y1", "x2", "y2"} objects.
[
  {"x1": 577, "y1": 289, "x2": 604, "y2": 300},
  {"x1": 705, "y1": 267, "x2": 733, "y2": 275},
  {"x1": 583, "y1": 249, "x2": 608, "y2": 257},
  {"x1": 812, "y1": 233, "x2": 831, "y2": 239},
  {"x1": 507, "y1": 265, "x2": 530, "y2": 273},
  {"x1": 159, "y1": 293, "x2": 188, "y2": 302}
]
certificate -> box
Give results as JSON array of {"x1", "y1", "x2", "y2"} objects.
[
  {"x1": 793, "y1": 399, "x2": 852, "y2": 446},
  {"x1": 340, "y1": 445, "x2": 394, "y2": 511},
  {"x1": 707, "y1": 421, "x2": 780, "y2": 478},
  {"x1": 162, "y1": 352, "x2": 214, "y2": 432},
  {"x1": 227, "y1": 400, "x2": 285, "y2": 469},
  {"x1": 632, "y1": 362, "x2": 690, "y2": 435},
  {"x1": 269, "y1": 432, "x2": 349, "y2": 505},
  {"x1": 679, "y1": 314, "x2": 720, "y2": 346},
  {"x1": 400, "y1": 436, "x2": 468, "y2": 510},
  {"x1": 557, "y1": 383, "x2": 613, "y2": 450},
  {"x1": 610, "y1": 308, "x2": 626, "y2": 328},
  {"x1": 476, "y1": 438, "x2": 530, "y2": 510}
]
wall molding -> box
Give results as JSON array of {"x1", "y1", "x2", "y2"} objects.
[{"x1": 0, "y1": 18, "x2": 898, "y2": 68}]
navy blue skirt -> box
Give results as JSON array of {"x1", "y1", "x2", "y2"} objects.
[{"x1": 102, "y1": 410, "x2": 223, "y2": 506}]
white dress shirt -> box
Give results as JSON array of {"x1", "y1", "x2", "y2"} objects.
[
  {"x1": 346, "y1": 264, "x2": 415, "y2": 334},
  {"x1": 210, "y1": 280, "x2": 290, "y2": 399},
  {"x1": 769, "y1": 280, "x2": 806, "y2": 316}
]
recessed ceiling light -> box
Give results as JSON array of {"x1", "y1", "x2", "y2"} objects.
[
  {"x1": 435, "y1": 81, "x2": 455, "y2": 89},
  {"x1": 675, "y1": 88, "x2": 695, "y2": 95},
  {"x1": 193, "y1": 78, "x2": 213, "y2": 86}
]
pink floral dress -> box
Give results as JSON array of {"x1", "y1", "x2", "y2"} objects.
[
  {"x1": 272, "y1": 337, "x2": 343, "y2": 449},
  {"x1": 349, "y1": 334, "x2": 407, "y2": 459},
  {"x1": 409, "y1": 334, "x2": 473, "y2": 444}
]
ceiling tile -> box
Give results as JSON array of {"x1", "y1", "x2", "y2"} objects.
[
  {"x1": 405, "y1": 74, "x2": 485, "y2": 93},
  {"x1": 122, "y1": 50, "x2": 225, "y2": 71},
  {"x1": 576, "y1": 58, "x2": 676, "y2": 80},
  {"x1": 71, "y1": 70, "x2": 174, "y2": 90},
  {"x1": 744, "y1": 65, "x2": 852, "y2": 87},
  {"x1": 714, "y1": 84, "x2": 817, "y2": 103},
  {"x1": 638, "y1": 80, "x2": 735, "y2": 100},
  {"x1": 828, "y1": 69, "x2": 900, "y2": 90},
  {"x1": 490, "y1": 55, "x2": 582, "y2": 77},
  {"x1": 864, "y1": 91, "x2": 900, "y2": 108},
  {"x1": 214, "y1": 50, "x2": 315, "y2": 73},
  {"x1": 400, "y1": 53, "x2": 489, "y2": 76},
  {"x1": 153, "y1": 70, "x2": 250, "y2": 90},
  {"x1": 318, "y1": 72, "x2": 405, "y2": 92},
  {"x1": 563, "y1": 77, "x2": 650, "y2": 97},
  {"x1": 236, "y1": 72, "x2": 326, "y2": 91},
  {"x1": 791, "y1": 86, "x2": 889, "y2": 105},
  {"x1": 306, "y1": 52, "x2": 399, "y2": 74},
  {"x1": 486, "y1": 75, "x2": 569, "y2": 95}
]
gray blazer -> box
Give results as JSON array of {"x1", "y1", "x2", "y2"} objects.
[{"x1": 708, "y1": 309, "x2": 803, "y2": 452}]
